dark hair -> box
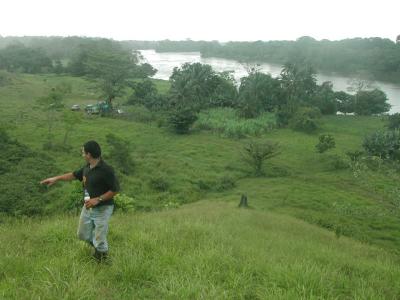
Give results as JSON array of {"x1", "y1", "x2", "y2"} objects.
[{"x1": 83, "y1": 140, "x2": 101, "y2": 159}]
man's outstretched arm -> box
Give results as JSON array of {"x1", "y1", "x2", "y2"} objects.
[{"x1": 40, "y1": 172, "x2": 75, "y2": 187}]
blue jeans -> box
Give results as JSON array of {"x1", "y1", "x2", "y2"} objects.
[{"x1": 77, "y1": 205, "x2": 114, "y2": 253}]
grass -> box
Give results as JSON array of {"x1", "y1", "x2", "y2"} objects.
[
  {"x1": 195, "y1": 107, "x2": 276, "y2": 138},
  {"x1": 1, "y1": 72, "x2": 400, "y2": 298},
  {"x1": 1, "y1": 201, "x2": 400, "y2": 299}
]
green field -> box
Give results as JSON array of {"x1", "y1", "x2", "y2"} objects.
[{"x1": 1, "y1": 73, "x2": 400, "y2": 299}]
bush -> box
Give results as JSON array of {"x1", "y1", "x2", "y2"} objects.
[
  {"x1": 289, "y1": 107, "x2": 321, "y2": 133},
  {"x1": 387, "y1": 113, "x2": 400, "y2": 130},
  {"x1": 362, "y1": 130, "x2": 400, "y2": 161},
  {"x1": 316, "y1": 134, "x2": 336, "y2": 153},
  {"x1": 275, "y1": 110, "x2": 292, "y2": 128},
  {"x1": 168, "y1": 107, "x2": 198, "y2": 134},
  {"x1": 114, "y1": 193, "x2": 136, "y2": 212},
  {"x1": 66, "y1": 181, "x2": 84, "y2": 215}
]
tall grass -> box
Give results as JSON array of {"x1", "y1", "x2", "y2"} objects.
[
  {"x1": 1, "y1": 201, "x2": 399, "y2": 299},
  {"x1": 195, "y1": 108, "x2": 276, "y2": 138}
]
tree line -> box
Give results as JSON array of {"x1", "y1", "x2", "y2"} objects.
[
  {"x1": 129, "y1": 62, "x2": 390, "y2": 134},
  {"x1": 127, "y1": 37, "x2": 400, "y2": 83},
  {"x1": 2, "y1": 36, "x2": 400, "y2": 83}
]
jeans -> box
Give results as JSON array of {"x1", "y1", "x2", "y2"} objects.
[{"x1": 77, "y1": 205, "x2": 114, "y2": 253}]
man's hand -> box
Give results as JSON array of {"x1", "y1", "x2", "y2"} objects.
[
  {"x1": 40, "y1": 177, "x2": 58, "y2": 187},
  {"x1": 85, "y1": 198, "x2": 100, "y2": 209}
]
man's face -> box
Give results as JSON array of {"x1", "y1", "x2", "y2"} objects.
[{"x1": 81, "y1": 148, "x2": 91, "y2": 162}]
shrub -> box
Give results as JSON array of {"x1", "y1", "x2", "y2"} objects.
[
  {"x1": 387, "y1": 113, "x2": 400, "y2": 130},
  {"x1": 168, "y1": 107, "x2": 198, "y2": 134},
  {"x1": 316, "y1": 134, "x2": 336, "y2": 153},
  {"x1": 362, "y1": 130, "x2": 400, "y2": 161},
  {"x1": 275, "y1": 110, "x2": 292, "y2": 128},
  {"x1": 289, "y1": 107, "x2": 321, "y2": 133},
  {"x1": 66, "y1": 181, "x2": 84, "y2": 215},
  {"x1": 242, "y1": 140, "x2": 281, "y2": 176},
  {"x1": 114, "y1": 193, "x2": 136, "y2": 212}
]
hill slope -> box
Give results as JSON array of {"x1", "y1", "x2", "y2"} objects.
[{"x1": 1, "y1": 201, "x2": 399, "y2": 299}]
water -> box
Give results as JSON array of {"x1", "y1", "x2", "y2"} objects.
[{"x1": 139, "y1": 49, "x2": 400, "y2": 113}]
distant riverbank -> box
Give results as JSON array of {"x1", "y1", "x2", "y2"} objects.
[{"x1": 140, "y1": 50, "x2": 400, "y2": 113}]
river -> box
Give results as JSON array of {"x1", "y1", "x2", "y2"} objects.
[{"x1": 139, "y1": 49, "x2": 400, "y2": 113}]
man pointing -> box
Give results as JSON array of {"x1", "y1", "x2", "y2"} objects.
[{"x1": 41, "y1": 140, "x2": 119, "y2": 261}]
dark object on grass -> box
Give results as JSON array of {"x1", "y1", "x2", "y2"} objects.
[{"x1": 238, "y1": 194, "x2": 248, "y2": 208}]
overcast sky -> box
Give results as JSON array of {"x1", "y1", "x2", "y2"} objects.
[{"x1": 0, "y1": 0, "x2": 398, "y2": 42}]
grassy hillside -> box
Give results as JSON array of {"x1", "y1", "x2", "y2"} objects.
[
  {"x1": 1, "y1": 72, "x2": 400, "y2": 298},
  {"x1": 1, "y1": 201, "x2": 400, "y2": 299}
]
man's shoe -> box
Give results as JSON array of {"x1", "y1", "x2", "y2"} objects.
[{"x1": 93, "y1": 249, "x2": 108, "y2": 262}]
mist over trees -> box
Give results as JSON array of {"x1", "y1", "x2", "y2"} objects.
[
  {"x1": 124, "y1": 37, "x2": 400, "y2": 83},
  {"x1": 1, "y1": 36, "x2": 399, "y2": 83}
]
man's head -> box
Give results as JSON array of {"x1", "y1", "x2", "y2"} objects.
[{"x1": 82, "y1": 140, "x2": 101, "y2": 161}]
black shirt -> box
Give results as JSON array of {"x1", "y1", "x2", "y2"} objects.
[{"x1": 73, "y1": 160, "x2": 119, "y2": 206}]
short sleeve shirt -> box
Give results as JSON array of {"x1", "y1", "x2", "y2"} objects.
[{"x1": 73, "y1": 160, "x2": 119, "y2": 206}]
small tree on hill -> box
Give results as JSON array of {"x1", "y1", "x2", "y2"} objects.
[
  {"x1": 316, "y1": 134, "x2": 336, "y2": 153},
  {"x1": 242, "y1": 140, "x2": 280, "y2": 176},
  {"x1": 168, "y1": 107, "x2": 198, "y2": 134}
]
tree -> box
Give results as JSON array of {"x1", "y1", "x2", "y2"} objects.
[
  {"x1": 311, "y1": 81, "x2": 337, "y2": 115},
  {"x1": 354, "y1": 89, "x2": 390, "y2": 115},
  {"x1": 84, "y1": 42, "x2": 138, "y2": 107},
  {"x1": 316, "y1": 134, "x2": 336, "y2": 153},
  {"x1": 169, "y1": 62, "x2": 218, "y2": 111},
  {"x1": 335, "y1": 91, "x2": 354, "y2": 114},
  {"x1": 279, "y1": 62, "x2": 317, "y2": 112},
  {"x1": 168, "y1": 62, "x2": 237, "y2": 111},
  {"x1": 237, "y1": 70, "x2": 280, "y2": 118},
  {"x1": 0, "y1": 44, "x2": 52, "y2": 73},
  {"x1": 168, "y1": 107, "x2": 198, "y2": 134},
  {"x1": 242, "y1": 140, "x2": 280, "y2": 176}
]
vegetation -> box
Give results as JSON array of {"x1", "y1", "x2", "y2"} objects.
[
  {"x1": 316, "y1": 134, "x2": 336, "y2": 153},
  {"x1": 2, "y1": 201, "x2": 400, "y2": 299},
  {"x1": 1, "y1": 38, "x2": 400, "y2": 297},
  {"x1": 242, "y1": 140, "x2": 280, "y2": 176},
  {"x1": 140, "y1": 37, "x2": 400, "y2": 83},
  {"x1": 195, "y1": 108, "x2": 275, "y2": 138},
  {"x1": 2, "y1": 36, "x2": 400, "y2": 83}
]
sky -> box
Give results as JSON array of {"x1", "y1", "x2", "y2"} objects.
[{"x1": 0, "y1": 0, "x2": 398, "y2": 42}]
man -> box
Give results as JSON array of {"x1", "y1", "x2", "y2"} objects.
[{"x1": 41, "y1": 140, "x2": 119, "y2": 261}]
